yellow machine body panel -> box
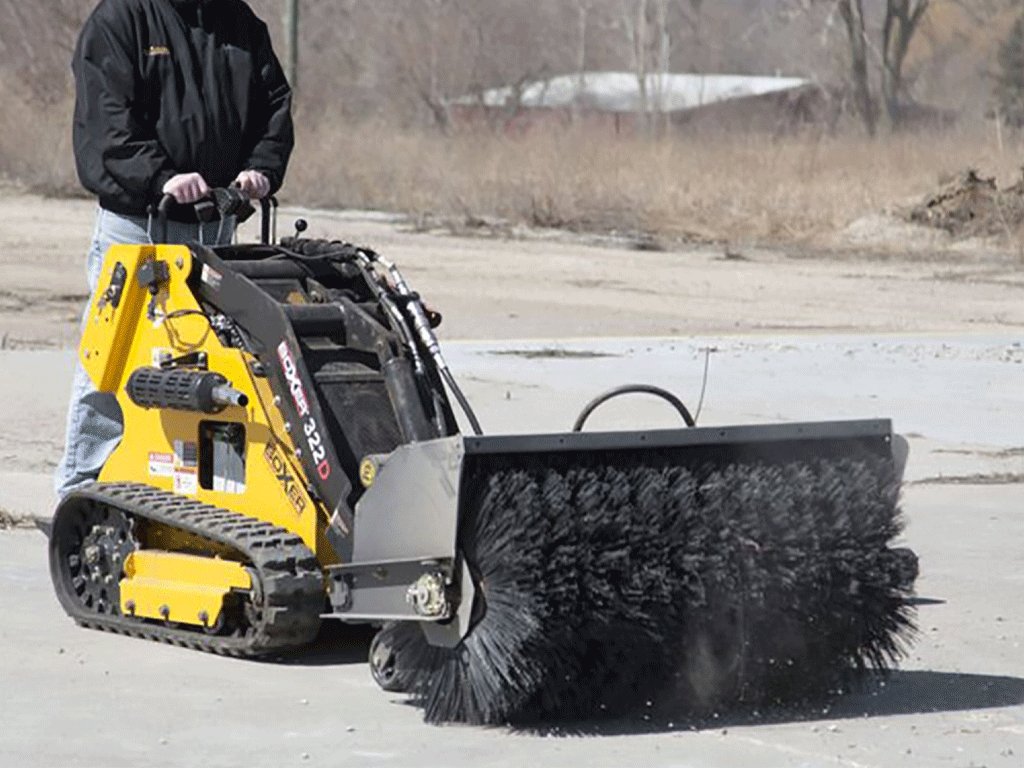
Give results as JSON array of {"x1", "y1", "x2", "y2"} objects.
[
  {"x1": 80, "y1": 243, "x2": 160, "y2": 393},
  {"x1": 80, "y1": 243, "x2": 331, "y2": 561},
  {"x1": 120, "y1": 550, "x2": 251, "y2": 627}
]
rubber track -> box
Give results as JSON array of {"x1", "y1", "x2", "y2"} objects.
[{"x1": 63, "y1": 482, "x2": 324, "y2": 657}]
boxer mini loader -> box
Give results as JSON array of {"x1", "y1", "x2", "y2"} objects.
[{"x1": 49, "y1": 193, "x2": 917, "y2": 724}]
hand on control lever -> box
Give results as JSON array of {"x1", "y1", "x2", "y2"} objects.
[
  {"x1": 211, "y1": 186, "x2": 256, "y2": 223},
  {"x1": 162, "y1": 172, "x2": 210, "y2": 204},
  {"x1": 233, "y1": 170, "x2": 271, "y2": 199}
]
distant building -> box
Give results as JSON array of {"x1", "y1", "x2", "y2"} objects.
[{"x1": 450, "y1": 71, "x2": 819, "y2": 134}]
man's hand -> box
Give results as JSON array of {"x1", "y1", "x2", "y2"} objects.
[
  {"x1": 162, "y1": 172, "x2": 210, "y2": 204},
  {"x1": 233, "y1": 170, "x2": 271, "y2": 199}
]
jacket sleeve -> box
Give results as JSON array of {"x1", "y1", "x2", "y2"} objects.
[
  {"x1": 72, "y1": 9, "x2": 176, "y2": 204},
  {"x1": 241, "y1": 22, "x2": 294, "y2": 195}
]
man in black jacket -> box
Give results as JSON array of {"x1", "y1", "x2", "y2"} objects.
[{"x1": 56, "y1": 0, "x2": 293, "y2": 497}]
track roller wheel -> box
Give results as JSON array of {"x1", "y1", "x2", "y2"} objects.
[{"x1": 50, "y1": 495, "x2": 136, "y2": 620}]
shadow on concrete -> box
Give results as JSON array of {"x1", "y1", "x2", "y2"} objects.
[
  {"x1": 827, "y1": 669, "x2": 1024, "y2": 720},
  {"x1": 255, "y1": 623, "x2": 1024, "y2": 736},
  {"x1": 907, "y1": 596, "x2": 946, "y2": 606},
  {"x1": 267, "y1": 620, "x2": 375, "y2": 667},
  {"x1": 518, "y1": 670, "x2": 1024, "y2": 737}
]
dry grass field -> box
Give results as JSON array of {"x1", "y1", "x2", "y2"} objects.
[
  {"x1": 289, "y1": 119, "x2": 1024, "y2": 247},
  {"x1": 4, "y1": 85, "x2": 1023, "y2": 252}
]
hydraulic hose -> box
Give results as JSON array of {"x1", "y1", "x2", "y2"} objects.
[
  {"x1": 375, "y1": 254, "x2": 483, "y2": 436},
  {"x1": 572, "y1": 384, "x2": 695, "y2": 432}
]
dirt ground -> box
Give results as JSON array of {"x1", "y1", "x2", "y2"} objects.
[
  {"x1": 3, "y1": 185, "x2": 1024, "y2": 352},
  {"x1": 0, "y1": 186, "x2": 1022, "y2": 767}
]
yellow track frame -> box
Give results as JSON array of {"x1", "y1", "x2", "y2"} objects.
[{"x1": 120, "y1": 550, "x2": 252, "y2": 628}]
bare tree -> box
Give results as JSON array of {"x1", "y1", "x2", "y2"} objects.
[
  {"x1": 384, "y1": 0, "x2": 468, "y2": 130},
  {"x1": 792, "y1": 0, "x2": 934, "y2": 132},
  {"x1": 881, "y1": 0, "x2": 930, "y2": 128},
  {"x1": 673, "y1": 0, "x2": 704, "y2": 65},
  {"x1": 943, "y1": 0, "x2": 1022, "y2": 26},
  {"x1": 0, "y1": 0, "x2": 90, "y2": 103},
  {"x1": 1, "y1": 0, "x2": 1003, "y2": 140},
  {"x1": 424, "y1": 0, "x2": 452, "y2": 128},
  {"x1": 836, "y1": 0, "x2": 877, "y2": 136},
  {"x1": 615, "y1": 0, "x2": 676, "y2": 133},
  {"x1": 651, "y1": 0, "x2": 671, "y2": 132},
  {"x1": 619, "y1": 0, "x2": 652, "y2": 127},
  {"x1": 994, "y1": 13, "x2": 1024, "y2": 127},
  {"x1": 575, "y1": 0, "x2": 593, "y2": 84}
]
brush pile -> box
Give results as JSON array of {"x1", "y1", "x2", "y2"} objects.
[{"x1": 909, "y1": 169, "x2": 1024, "y2": 238}]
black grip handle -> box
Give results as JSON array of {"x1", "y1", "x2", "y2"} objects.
[
  {"x1": 154, "y1": 187, "x2": 267, "y2": 243},
  {"x1": 156, "y1": 194, "x2": 174, "y2": 244},
  {"x1": 259, "y1": 196, "x2": 278, "y2": 244},
  {"x1": 214, "y1": 186, "x2": 256, "y2": 223},
  {"x1": 194, "y1": 198, "x2": 218, "y2": 223}
]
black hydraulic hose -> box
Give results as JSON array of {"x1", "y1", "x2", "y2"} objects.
[
  {"x1": 345, "y1": 250, "x2": 455, "y2": 437},
  {"x1": 375, "y1": 255, "x2": 484, "y2": 436},
  {"x1": 572, "y1": 384, "x2": 696, "y2": 432},
  {"x1": 256, "y1": 238, "x2": 484, "y2": 436},
  {"x1": 349, "y1": 256, "x2": 423, "y2": 373},
  {"x1": 440, "y1": 367, "x2": 483, "y2": 436}
]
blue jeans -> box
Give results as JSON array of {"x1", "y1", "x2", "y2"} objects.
[{"x1": 54, "y1": 207, "x2": 236, "y2": 498}]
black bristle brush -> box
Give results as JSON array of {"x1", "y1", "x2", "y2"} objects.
[{"x1": 381, "y1": 453, "x2": 917, "y2": 726}]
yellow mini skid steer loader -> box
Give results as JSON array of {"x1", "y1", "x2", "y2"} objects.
[{"x1": 49, "y1": 191, "x2": 917, "y2": 725}]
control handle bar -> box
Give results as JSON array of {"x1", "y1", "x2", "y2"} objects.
[{"x1": 154, "y1": 187, "x2": 276, "y2": 244}]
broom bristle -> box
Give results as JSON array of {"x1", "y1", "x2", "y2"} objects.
[{"x1": 390, "y1": 454, "x2": 917, "y2": 725}]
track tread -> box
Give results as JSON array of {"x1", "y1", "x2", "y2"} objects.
[{"x1": 55, "y1": 482, "x2": 323, "y2": 657}]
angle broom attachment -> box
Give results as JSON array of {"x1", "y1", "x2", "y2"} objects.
[
  {"x1": 385, "y1": 452, "x2": 916, "y2": 726},
  {"x1": 264, "y1": 238, "x2": 917, "y2": 724}
]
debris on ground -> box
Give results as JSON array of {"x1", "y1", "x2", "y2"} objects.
[
  {"x1": 0, "y1": 507, "x2": 33, "y2": 530},
  {"x1": 909, "y1": 169, "x2": 1024, "y2": 238}
]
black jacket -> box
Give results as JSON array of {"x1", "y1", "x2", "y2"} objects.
[{"x1": 72, "y1": 0, "x2": 293, "y2": 216}]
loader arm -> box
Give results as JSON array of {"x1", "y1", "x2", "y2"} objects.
[{"x1": 184, "y1": 246, "x2": 358, "y2": 558}]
